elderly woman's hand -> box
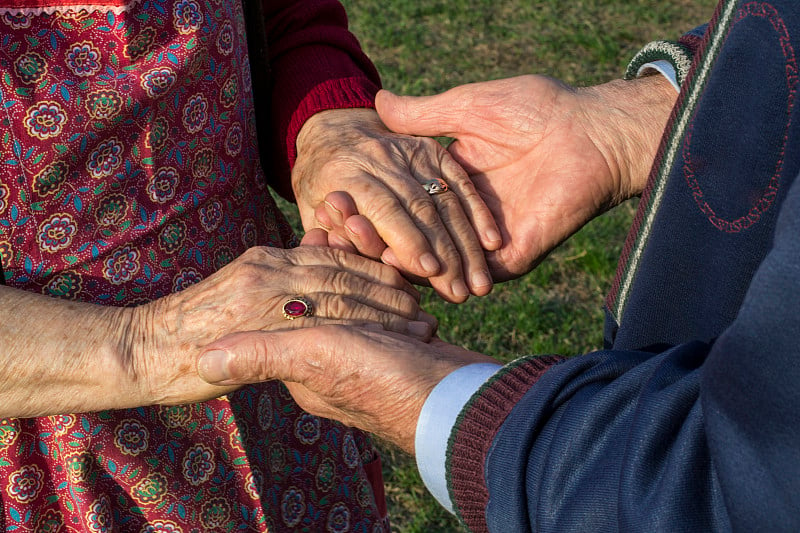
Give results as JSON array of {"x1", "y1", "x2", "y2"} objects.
[
  {"x1": 0, "y1": 232, "x2": 435, "y2": 418},
  {"x1": 292, "y1": 108, "x2": 502, "y2": 303},
  {"x1": 133, "y1": 232, "x2": 435, "y2": 406}
]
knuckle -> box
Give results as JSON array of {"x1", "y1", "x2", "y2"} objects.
[
  {"x1": 286, "y1": 243, "x2": 321, "y2": 262},
  {"x1": 406, "y1": 196, "x2": 441, "y2": 226},
  {"x1": 242, "y1": 245, "x2": 279, "y2": 262},
  {"x1": 292, "y1": 265, "x2": 323, "y2": 287},
  {"x1": 344, "y1": 176, "x2": 377, "y2": 198},
  {"x1": 431, "y1": 196, "x2": 462, "y2": 221},
  {"x1": 437, "y1": 245, "x2": 463, "y2": 270},
  {"x1": 367, "y1": 193, "x2": 404, "y2": 222},
  {"x1": 359, "y1": 284, "x2": 418, "y2": 317},
  {"x1": 381, "y1": 266, "x2": 407, "y2": 288},
  {"x1": 363, "y1": 136, "x2": 391, "y2": 155},
  {"x1": 229, "y1": 260, "x2": 267, "y2": 288},
  {"x1": 420, "y1": 136, "x2": 441, "y2": 149},
  {"x1": 325, "y1": 295, "x2": 358, "y2": 320},
  {"x1": 238, "y1": 245, "x2": 263, "y2": 260},
  {"x1": 441, "y1": 151, "x2": 470, "y2": 178},
  {"x1": 386, "y1": 289, "x2": 419, "y2": 318},
  {"x1": 452, "y1": 176, "x2": 480, "y2": 199},
  {"x1": 232, "y1": 247, "x2": 284, "y2": 278},
  {"x1": 434, "y1": 198, "x2": 478, "y2": 232},
  {"x1": 231, "y1": 336, "x2": 272, "y2": 382},
  {"x1": 325, "y1": 269, "x2": 355, "y2": 296},
  {"x1": 380, "y1": 314, "x2": 408, "y2": 333}
]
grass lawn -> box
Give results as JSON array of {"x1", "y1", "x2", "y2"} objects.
[{"x1": 276, "y1": 0, "x2": 717, "y2": 530}]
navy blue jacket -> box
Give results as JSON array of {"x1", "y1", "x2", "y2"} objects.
[{"x1": 446, "y1": 1, "x2": 800, "y2": 531}]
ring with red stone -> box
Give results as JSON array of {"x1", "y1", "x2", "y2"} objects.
[{"x1": 282, "y1": 297, "x2": 313, "y2": 320}]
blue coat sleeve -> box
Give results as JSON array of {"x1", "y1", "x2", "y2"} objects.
[{"x1": 447, "y1": 173, "x2": 800, "y2": 532}]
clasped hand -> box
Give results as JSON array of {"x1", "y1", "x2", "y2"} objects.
[
  {"x1": 316, "y1": 75, "x2": 676, "y2": 281},
  {"x1": 293, "y1": 108, "x2": 502, "y2": 302},
  {"x1": 130, "y1": 231, "x2": 435, "y2": 408},
  {"x1": 197, "y1": 74, "x2": 678, "y2": 454}
]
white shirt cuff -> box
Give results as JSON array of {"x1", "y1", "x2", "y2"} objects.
[
  {"x1": 638, "y1": 59, "x2": 681, "y2": 92},
  {"x1": 415, "y1": 362, "x2": 503, "y2": 514}
]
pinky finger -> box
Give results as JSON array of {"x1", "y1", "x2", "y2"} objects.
[
  {"x1": 440, "y1": 153, "x2": 503, "y2": 251},
  {"x1": 314, "y1": 199, "x2": 388, "y2": 260},
  {"x1": 300, "y1": 228, "x2": 330, "y2": 247}
]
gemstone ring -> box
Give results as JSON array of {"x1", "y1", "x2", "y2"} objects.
[{"x1": 282, "y1": 297, "x2": 313, "y2": 320}]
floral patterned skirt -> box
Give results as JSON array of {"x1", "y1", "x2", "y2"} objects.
[
  {"x1": 1, "y1": 382, "x2": 389, "y2": 532},
  {"x1": 0, "y1": 0, "x2": 390, "y2": 529}
]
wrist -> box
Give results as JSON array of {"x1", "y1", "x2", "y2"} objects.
[
  {"x1": 579, "y1": 75, "x2": 677, "y2": 201},
  {"x1": 292, "y1": 107, "x2": 383, "y2": 196},
  {"x1": 295, "y1": 108, "x2": 382, "y2": 158},
  {"x1": 126, "y1": 280, "x2": 246, "y2": 407},
  {"x1": 127, "y1": 292, "x2": 214, "y2": 407},
  {"x1": 123, "y1": 299, "x2": 167, "y2": 406},
  {"x1": 99, "y1": 304, "x2": 158, "y2": 409},
  {"x1": 0, "y1": 288, "x2": 146, "y2": 417}
]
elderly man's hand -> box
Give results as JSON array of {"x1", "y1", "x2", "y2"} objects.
[
  {"x1": 293, "y1": 108, "x2": 502, "y2": 303},
  {"x1": 198, "y1": 325, "x2": 496, "y2": 454},
  {"x1": 323, "y1": 75, "x2": 676, "y2": 282}
]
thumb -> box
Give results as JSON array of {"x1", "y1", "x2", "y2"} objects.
[
  {"x1": 376, "y1": 88, "x2": 464, "y2": 138},
  {"x1": 198, "y1": 329, "x2": 317, "y2": 386}
]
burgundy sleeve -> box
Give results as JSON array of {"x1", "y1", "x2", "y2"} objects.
[{"x1": 258, "y1": 0, "x2": 382, "y2": 199}]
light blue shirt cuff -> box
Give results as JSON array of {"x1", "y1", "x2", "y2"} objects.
[
  {"x1": 415, "y1": 362, "x2": 503, "y2": 514},
  {"x1": 638, "y1": 59, "x2": 680, "y2": 92}
]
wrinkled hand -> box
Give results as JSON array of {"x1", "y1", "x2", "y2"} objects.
[
  {"x1": 293, "y1": 108, "x2": 502, "y2": 302},
  {"x1": 131, "y1": 231, "x2": 436, "y2": 406},
  {"x1": 198, "y1": 325, "x2": 497, "y2": 454},
  {"x1": 367, "y1": 75, "x2": 676, "y2": 281}
]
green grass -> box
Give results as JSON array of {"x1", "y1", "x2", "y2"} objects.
[{"x1": 274, "y1": 0, "x2": 717, "y2": 530}]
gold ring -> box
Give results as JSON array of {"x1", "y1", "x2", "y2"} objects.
[{"x1": 282, "y1": 297, "x2": 313, "y2": 320}]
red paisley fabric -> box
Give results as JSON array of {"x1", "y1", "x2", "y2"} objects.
[{"x1": 0, "y1": 0, "x2": 388, "y2": 530}]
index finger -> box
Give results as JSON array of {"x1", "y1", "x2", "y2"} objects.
[{"x1": 281, "y1": 244, "x2": 420, "y2": 297}]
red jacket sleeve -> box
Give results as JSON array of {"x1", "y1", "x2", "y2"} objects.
[{"x1": 258, "y1": 0, "x2": 382, "y2": 199}]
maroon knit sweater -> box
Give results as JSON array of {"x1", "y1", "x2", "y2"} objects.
[{"x1": 250, "y1": 0, "x2": 382, "y2": 199}]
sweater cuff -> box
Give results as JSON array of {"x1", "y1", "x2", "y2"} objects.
[
  {"x1": 446, "y1": 355, "x2": 564, "y2": 532},
  {"x1": 416, "y1": 362, "x2": 503, "y2": 514},
  {"x1": 624, "y1": 40, "x2": 694, "y2": 89},
  {"x1": 623, "y1": 24, "x2": 707, "y2": 90},
  {"x1": 285, "y1": 76, "x2": 380, "y2": 168}
]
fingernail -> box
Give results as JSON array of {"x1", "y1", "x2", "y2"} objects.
[
  {"x1": 407, "y1": 321, "x2": 431, "y2": 337},
  {"x1": 198, "y1": 349, "x2": 231, "y2": 384},
  {"x1": 324, "y1": 200, "x2": 343, "y2": 216},
  {"x1": 420, "y1": 253, "x2": 439, "y2": 275},
  {"x1": 344, "y1": 222, "x2": 360, "y2": 237},
  {"x1": 451, "y1": 279, "x2": 470, "y2": 299},
  {"x1": 471, "y1": 269, "x2": 492, "y2": 289},
  {"x1": 485, "y1": 228, "x2": 502, "y2": 245},
  {"x1": 417, "y1": 311, "x2": 438, "y2": 328}
]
